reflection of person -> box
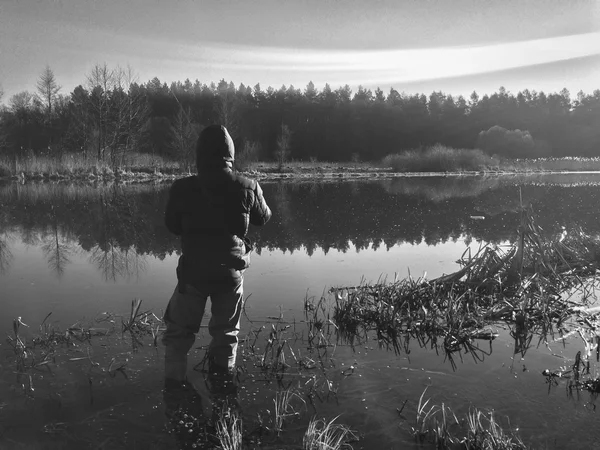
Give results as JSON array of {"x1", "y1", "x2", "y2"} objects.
[{"x1": 162, "y1": 124, "x2": 271, "y2": 385}]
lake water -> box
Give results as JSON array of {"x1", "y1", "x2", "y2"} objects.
[{"x1": 1, "y1": 174, "x2": 600, "y2": 449}]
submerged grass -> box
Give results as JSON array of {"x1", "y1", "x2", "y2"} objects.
[
  {"x1": 3, "y1": 299, "x2": 163, "y2": 399},
  {"x1": 273, "y1": 388, "x2": 306, "y2": 435},
  {"x1": 239, "y1": 298, "x2": 336, "y2": 381}
]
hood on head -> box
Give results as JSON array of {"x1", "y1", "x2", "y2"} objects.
[{"x1": 196, "y1": 125, "x2": 235, "y2": 173}]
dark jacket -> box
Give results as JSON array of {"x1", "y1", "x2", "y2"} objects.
[{"x1": 165, "y1": 125, "x2": 271, "y2": 292}]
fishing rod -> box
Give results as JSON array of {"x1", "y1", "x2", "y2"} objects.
[{"x1": 168, "y1": 84, "x2": 193, "y2": 124}]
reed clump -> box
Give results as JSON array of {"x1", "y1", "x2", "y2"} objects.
[
  {"x1": 303, "y1": 416, "x2": 358, "y2": 450},
  {"x1": 332, "y1": 207, "x2": 600, "y2": 364},
  {"x1": 272, "y1": 388, "x2": 306, "y2": 435},
  {"x1": 4, "y1": 299, "x2": 163, "y2": 398},
  {"x1": 121, "y1": 298, "x2": 163, "y2": 347},
  {"x1": 215, "y1": 406, "x2": 244, "y2": 450},
  {"x1": 239, "y1": 298, "x2": 336, "y2": 379},
  {"x1": 240, "y1": 322, "x2": 300, "y2": 378},
  {"x1": 410, "y1": 388, "x2": 528, "y2": 449}
]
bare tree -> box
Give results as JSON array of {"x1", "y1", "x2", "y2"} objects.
[
  {"x1": 8, "y1": 91, "x2": 37, "y2": 150},
  {"x1": 170, "y1": 105, "x2": 198, "y2": 172},
  {"x1": 87, "y1": 63, "x2": 116, "y2": 160},
  {"x1": 87, "y1": 63, "x2": 116, "y2": 96},
  {"x1": 275, "y1": 123, "x2": 291, "y2": 170},
  {"x1": 107, "y1": 65, "x2": 149, "y2": 166},
  {"x1": 9, "y1": 91, "x2": 35, "y2": 113},
  {"x1": 36, "y1": 65, "x2": 61, "y2": 116},
  {"x1": 85, "y1": 63, "x2": 148, "y2": 164},
  {"x1": 0, "y1": 83, "x2": 4, "y2": 104}
]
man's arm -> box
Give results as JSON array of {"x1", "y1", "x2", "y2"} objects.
[
  {"x1": 249, "y1": 182, "x2": 271, "y2": 226},
  {"x1": 165, "y1": 181, "x2": 183, "y2": 235}
]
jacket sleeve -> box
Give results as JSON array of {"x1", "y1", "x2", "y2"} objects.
[
  {"x1": 164, "y1": 181, "x2": 182, "y2": 235},
  {"x1": 249, "y1": 181, "x2": 272, "y2": 226}
]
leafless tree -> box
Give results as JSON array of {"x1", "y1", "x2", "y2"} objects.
[
  {"x1": 87, "y1": 63, "x2": 116, "y2": 160},
  {"x1": 86, "y1": 63, "x2": 148, "y2": 164},
  {"x1": 170, "y1": 105, "x2": 198, "y2": 171},
  {"x1": 8, "y1": 91, "x2": 38, "y2": 150},
  {"x1": 9, "y1": 91, "x2": 35, "y2": 114},
  {"x1": 109, "y1": 65, "x2": 149, "y2": 166},
  {"x1": 275, "y1": 123, "x2": 291, "y2": 170},
  {"x1": 36, "y1": 65, "x2": 61, "y2": 117}
]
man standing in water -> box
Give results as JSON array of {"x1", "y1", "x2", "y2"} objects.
[{"x1": 162, "y1": 124, "x2": 271, "y2": 386}]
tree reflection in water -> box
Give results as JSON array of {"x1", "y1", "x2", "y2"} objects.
[
  {"x1": 89, "y1": 245, "x2": 147, "y2": 282},
  {"x1": 41, "y1": 211, "x2": 77, "y2": 278},
  {"x1": 1, "y1": 175, "x2": 600, "y2": 281},
  {"x1": 0, "y1": 232, "x2": 14, "y2": 274}
]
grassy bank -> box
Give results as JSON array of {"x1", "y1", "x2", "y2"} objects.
[
  {"x1": 510, "y1": 156, "x2": 600, "y2": 172},
  {"x1": 0, "y1": 152, "x2": 187, "y2": 181},
  {"x1": 3, "y1": 146, "x2": 600, "y2": 182},
  {"x1": 383, "y1": 145, "x2": 600, "y2": 173}
]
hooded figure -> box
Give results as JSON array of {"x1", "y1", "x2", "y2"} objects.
[{"x1": 162, "y1": 125, "x2": 271, "y2": 383}]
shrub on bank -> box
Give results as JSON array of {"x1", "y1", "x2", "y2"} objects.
[
  {"x1": 477, "y1": 125, "x2": 539, "y2": 158},
  {"x1": 382, "y1": 144, "x2": 499, "y2": 172}
]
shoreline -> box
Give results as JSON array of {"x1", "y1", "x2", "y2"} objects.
[{"x1": 2, "y1": 166, "x2": 600, "y2": 183}]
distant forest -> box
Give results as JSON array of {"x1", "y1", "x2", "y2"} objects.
[{"x1": 0, "y1": 64, "x2": 599, "y2": 164}]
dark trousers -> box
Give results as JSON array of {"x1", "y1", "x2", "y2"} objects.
[{"x1": 162, "y1": 280, "x2": 244, "y2": 381}]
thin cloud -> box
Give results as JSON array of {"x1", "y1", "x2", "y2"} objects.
[{"x1": 178, "y1": 31, "x2": 600, "y2": 85}]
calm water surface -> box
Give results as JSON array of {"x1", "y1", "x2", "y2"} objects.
[{"x1": 1, "y1": 174, "x2": 600, "y2": 449}]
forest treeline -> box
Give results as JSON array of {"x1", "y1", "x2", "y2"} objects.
[{"x1": 0, "y1": 64, "x2": 599, "y2": 166}]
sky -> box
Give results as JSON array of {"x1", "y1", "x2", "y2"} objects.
[{"x1": 1, "y1": 0, "x2": 599, "y2": 103}]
